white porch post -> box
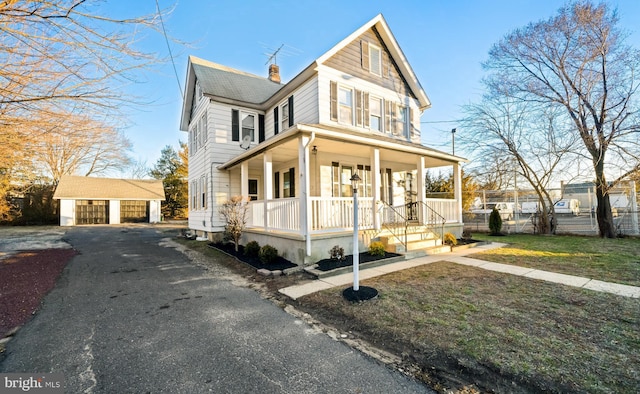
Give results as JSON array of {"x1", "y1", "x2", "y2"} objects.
[
  {"x1": 298, "y1": 135, "x2": 311, "y2": 257},
  {"x1": 263, "y1": 151, "x2": 273, "y2": 230},
  {"x1": 417, "y1": 156, "x2": 426, "y2": 224},
  {"x1": 240, "y1": 161, "x2": 249, "y2": 198},
  {"x1": 454, "y1": 161, "x2": 463, "y2": 223},
  {"x1": 371, "y1": 148, "x2": 381, "y2": 231}
]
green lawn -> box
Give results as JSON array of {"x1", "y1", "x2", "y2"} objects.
[{"x1": 471, "y1": 233, "x2": 640, "y2": 286}]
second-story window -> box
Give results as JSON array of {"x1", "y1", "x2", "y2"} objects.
[
  {"x1": 396, "y1": 105, "x2": 408, "y2": 137},
  {"x1": 200, "y1": 111, "x2": 207, "y2": 143},
  {"x1": 370, "y1": 96, "x2": 382, "y2": 132},
  {"x1": 339, "y1": 87, "x2": 353, "y2": 125},
  {"x1": 242, "y1": 112, "x2": 255, "y2": 142},
  {"x1": 281, "y1": 101, "x2": 289, "y2": 131}
]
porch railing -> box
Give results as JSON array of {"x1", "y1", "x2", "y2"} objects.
[
  {"x1": 246, "y1": 197, "x2": 457, "y2": 234},
  {"x1": 423, "y1": 198, "x2": 458, "y2": 223},
  {"x1": 310, "y1": 197, "x2": 374, "y2": 233},
  {"x1": 247, "y1": 198, "x2": 301, "y2": 232}
]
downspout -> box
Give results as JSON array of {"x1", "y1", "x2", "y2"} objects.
[
  {"x1": 209, "y1": 162, "x2": 228, "y2": 233},
  {"x1": 303, "y1": 132, "x2": 316, "y2": 259}
]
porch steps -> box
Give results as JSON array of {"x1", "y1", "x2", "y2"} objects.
[{"x1": 376, "y1": 226, "x2": 451, "y2": 257}]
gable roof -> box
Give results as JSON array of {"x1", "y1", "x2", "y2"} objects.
[
  {"x1": 180, "y1": 13, "x2": 430, "y2": 130},
  {"x1": 53, "y1": 176, "x2": 165, "y2": 201},
  {"x1": 316, "y1": 14, "x2": 430, "y2": 110}
]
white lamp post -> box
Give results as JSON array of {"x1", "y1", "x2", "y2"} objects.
[
  {"x1": 343, "y1": 172, "x2": 377, "y2": 302},
  {"x1": 350, "y1": 173, "x2": 361, "y2": 291}
]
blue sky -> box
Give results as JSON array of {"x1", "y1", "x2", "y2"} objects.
[{"x1": 108, "y1": 0, "x2": 640, "y2": 169}]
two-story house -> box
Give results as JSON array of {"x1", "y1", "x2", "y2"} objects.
[{"x1": 180, "y1": 14, "x2": 466, "y2": 265}]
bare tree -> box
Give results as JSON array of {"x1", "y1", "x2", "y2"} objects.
[
  {"x1": 462, "y1": 98, "x2": 579, "y2": 234},
  {"x1": 219, "y1": 196, "x2": 250, "y2": 252},
  {"x1": 126, "y1": 158, "x2": 151, "y2": 180},
  {"x1": 483, "y1": 1, "x2": 640, "y2": 237},
  {"x1": 0, "y1": 1, "x2": 174, "y2": 221},
  {"x1": 33, "y1": 112, "x2": 133, "y2": 184},
  {"x1": 468, "y1": 152, "x2": 516, "y2": 191},
  {"x1": 0, "y1": 1, "x2": 163, "y2": 111}
]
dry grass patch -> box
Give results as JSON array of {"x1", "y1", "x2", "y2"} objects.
[{"x1": 297, "y1": 262, "x2": 640, "y2": 393}]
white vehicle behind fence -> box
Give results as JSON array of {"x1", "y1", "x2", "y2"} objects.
[
  {"x1": 521, "y1": 202, "x2": 540, "y2": 214},
  {"x1": 554, "y1": 199, "x2": 581, "y2": 215},
  {"x1": 471, "y1": 202, "x2": 520, "y2": 220}
]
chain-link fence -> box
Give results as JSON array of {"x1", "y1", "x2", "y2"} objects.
[{"x1": 463, "y1": 181, "x2": 640, "y2": 236}]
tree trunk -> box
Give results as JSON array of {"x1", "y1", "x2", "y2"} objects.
[
  {"x1": 594, "y1": 162, "x2": 616, "y2": 238},
  {"x1": 595, "y1": 188, "x2": 616, "y2": 238}
]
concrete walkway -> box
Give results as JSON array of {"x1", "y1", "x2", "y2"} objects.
[{"x1": 279, "y1": 242, "x2": 640, "y2": 300}]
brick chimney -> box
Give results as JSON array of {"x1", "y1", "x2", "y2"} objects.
[{"x1": 268, "y1": 64, "x2": 281, "y2": 83}]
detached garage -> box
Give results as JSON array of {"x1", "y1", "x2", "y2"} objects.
[{"x1": 53, "y1": 176, "x2": 165, "y2": 226}]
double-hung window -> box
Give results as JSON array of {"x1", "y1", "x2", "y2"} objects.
[
  {"x1": 281, "y1": 102, "x2": 289, "y2": 131},
  {"x1": 338, "y1": 87, "x2": 353, "y2": 125},
  {"x1": 283, "y1": 168, "x2": 295, "y2": 198},
  {"x1": 397, "y1": 105, "x2": 408, "y2": 137},
  {"x1": 200, "y1": 176, "x2": 207, "y2": 209},
  {"x1": 369, "y1": 96, "x2": 382, "y2": 132},
  {"x1": 200, "y1": 112, "x2": 207, "y2": 144},
  {"x1": 241, "y1": 112, "x2": 255, "y2": 142}
]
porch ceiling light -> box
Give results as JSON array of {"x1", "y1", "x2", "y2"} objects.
[{"x1": 312, "y1": 145, "x2": 318, "y2": 155}]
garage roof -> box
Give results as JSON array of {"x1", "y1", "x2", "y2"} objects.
[{"x1": 53, "y1": 176, "x2": 165, "y2": 201}]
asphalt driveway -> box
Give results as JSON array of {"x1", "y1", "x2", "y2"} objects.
[{"x1": 0, "y1": 226, "x2": 431, "y2": 393}]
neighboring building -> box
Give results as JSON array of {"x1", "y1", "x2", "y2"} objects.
[
  {"x1": 53, "y1": 176, "x2": 165, "y2": 226},
  {"x1": 180, "y1": 14, "x2": 467, "y2": 264}
]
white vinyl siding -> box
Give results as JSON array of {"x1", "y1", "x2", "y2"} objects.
[
  {"x1": 264, "y1": 77, "x2": 318, "y2": 140},
  {"x1": 188, "y1": 102, "x2": 262, "y2": 232}
]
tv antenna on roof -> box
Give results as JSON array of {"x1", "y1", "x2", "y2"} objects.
[{"x1": 265, "y1": 44, "x2": 284, "y2": 65}]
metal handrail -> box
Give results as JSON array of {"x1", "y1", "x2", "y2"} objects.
[
  {"x1": 376, "y1": 200, "x2": 410, "y2": 249},
  {"x1": 416, "y1": 200, "x2": 446, "y2": 242}
]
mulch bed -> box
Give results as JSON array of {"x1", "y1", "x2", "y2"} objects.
[
  {"x1": 209, "y1": 242, "x2": 297, "y2": 271},
  {"x1": 342, "y1": 285, "x2": 379, "y2": 302},
  {"x1": 315, "y1": 251, "x2": 402, "y2": 272},
  {"x1": 455, "y1": 238, "x2": 483, "y2": 245},
  {"x1": 0, "y1": 249, "x2": 77, "y2": 338}
]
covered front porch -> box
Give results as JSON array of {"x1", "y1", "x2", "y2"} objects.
[{"x1": 221, "y1": 124, "x2": 466, "y2": 264}]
